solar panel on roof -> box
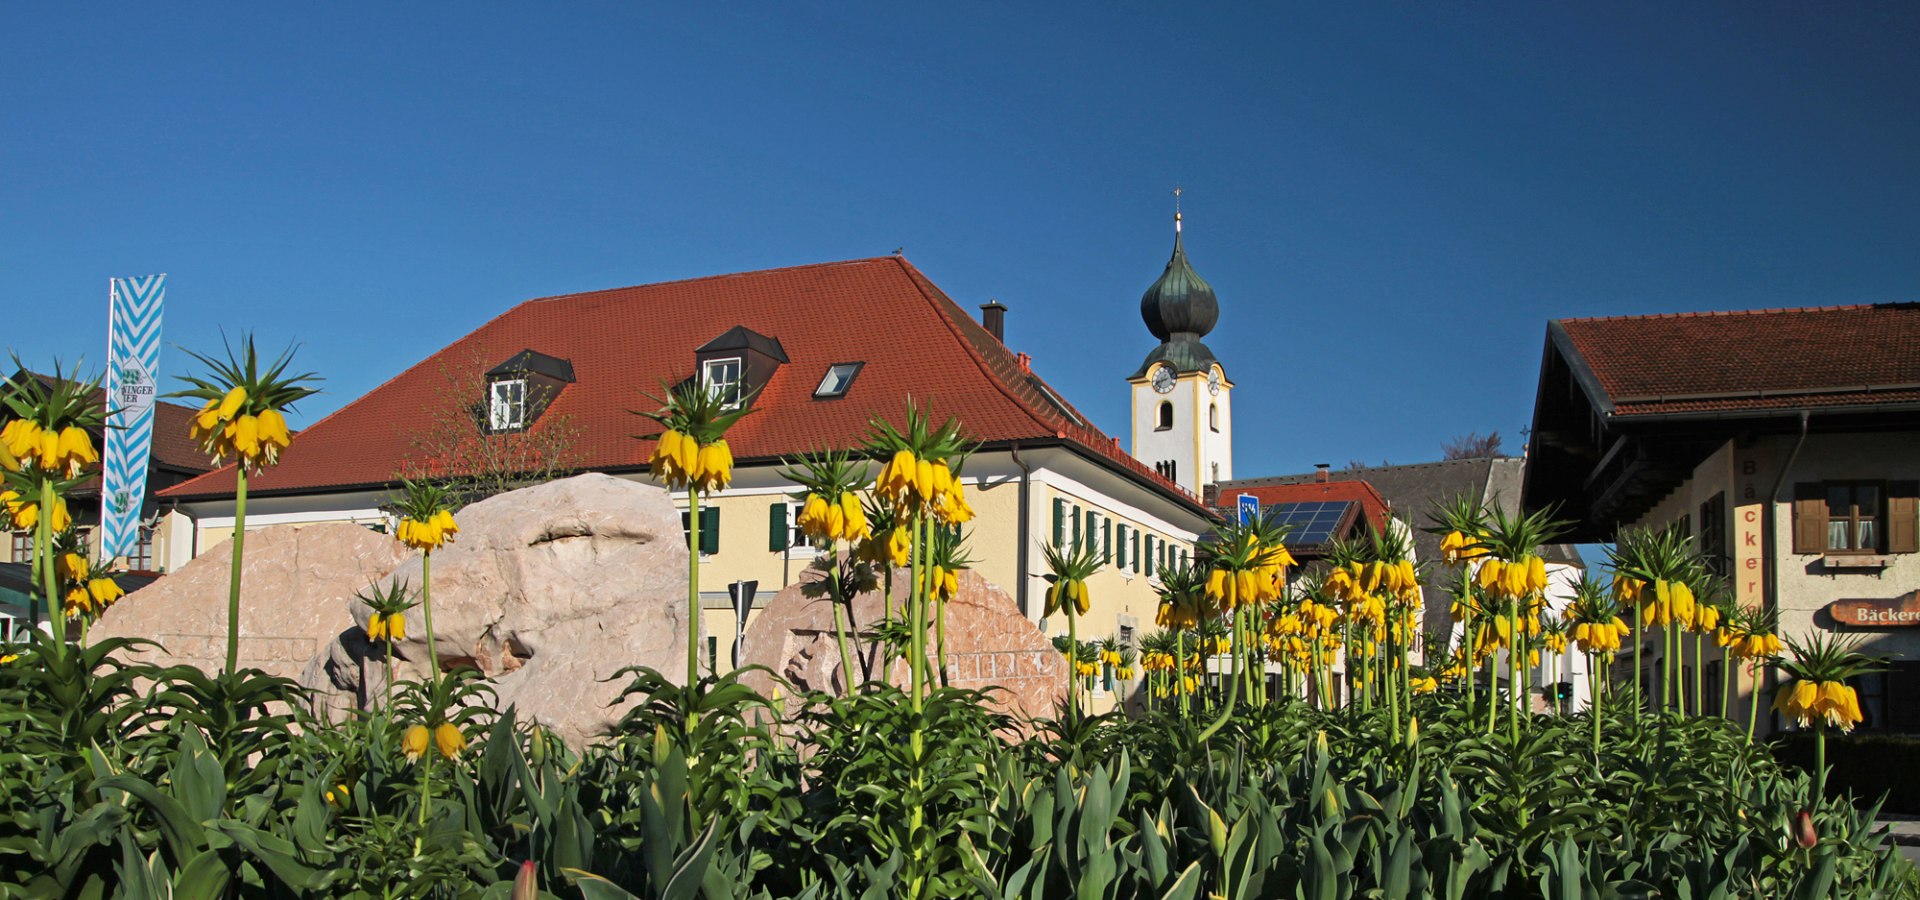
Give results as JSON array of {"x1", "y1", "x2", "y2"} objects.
[{"x1": 1261, "y1": 500, "x2": 1353, "y2": 546}]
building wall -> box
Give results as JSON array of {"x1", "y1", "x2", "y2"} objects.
[
  {"x1": 1200, "y1": 377, "x2": 1232, "y2": 488},
  {"x1": 1629, "y1": 430, "x2": 1920, "y2": 731},
  {"x1": 1130, "y1": 375, "x2": 1197, "y2": 491}
]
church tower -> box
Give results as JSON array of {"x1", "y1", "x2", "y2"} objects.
[{"x1": 1128, "y1": 210, "x2": 1232, "y2": 496}]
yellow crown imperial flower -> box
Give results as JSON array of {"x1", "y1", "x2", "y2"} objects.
[
  {"x1": 88, "y1": 576, "x2": 124, "y2": 608},
  {"x1": 366, "y1": 613, "x2": 388, "y2": 642},
  {"x1": 217, "y1": 385, "x2": 248, "y2": 420},
  {"x1": 434, "y1": 722, "x2": 465, "y2": 759},
  {"x1": 387, "y1": 612, "x2": 407, "y2": 641},
  {"x1": 402, "y1": 724, "x2": 431, "y2": 761}
]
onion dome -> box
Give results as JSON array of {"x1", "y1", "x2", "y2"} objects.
[{"x1": 1132, "y1": 214, "x2": 1221, "y2": 378}]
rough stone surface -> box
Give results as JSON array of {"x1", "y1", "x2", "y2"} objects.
[
  {"x1": 739, "y1": 565, "x2": 1066, "y2": 721},
  {"x1": 303, "y1": 473, "x2": 690, "y2": 745},
  {"x1": 91, "y1": 523, "x2": 409, "y2": 678}
]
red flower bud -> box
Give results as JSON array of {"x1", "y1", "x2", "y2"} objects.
[
  {"x1": 512, "y1": 860, "x2": 538, "y2": 900},
  {"x1": 1793, "y1": 809, "x2": 1819, "y2": 849}
]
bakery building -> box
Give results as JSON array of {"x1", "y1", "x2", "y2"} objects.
[{"x1": 1522, "y1": 302, "x2": 1920, "y2": 733}]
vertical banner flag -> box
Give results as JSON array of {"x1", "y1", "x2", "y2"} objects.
[{"x1": 102, "y1": 274, "x2": 166, "y2": 562}]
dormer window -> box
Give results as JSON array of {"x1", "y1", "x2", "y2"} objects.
[
  {"x1": 694, "y1": 326, "x2": 787, "y2": 411},
  {"x1": 703, "y1": 357, "x2": 743, "y2": 409},
  {"x1": 484, "y1": 349, "x2": 575, "y2": 434},
  {"x1": 489, "y1": 378, "x2": 527, "y2": 431},
  {"x1": 814, "y1": 362, "x2": 863, "y2": 399}
]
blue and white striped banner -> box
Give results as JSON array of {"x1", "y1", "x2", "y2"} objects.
[{"x1": 102, "y1": 274, "x2": 165, "y2": 563}]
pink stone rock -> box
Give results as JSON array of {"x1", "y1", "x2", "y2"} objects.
[
  {"x1": 739, "y1": 564, "x2": 1067, "y2": 723},
  {"x1": 305, "y1": 473, "x2": 690, "y2": 745},
  {"x1": 90, "y1": 523, "x2": 408, "y2": 679}
]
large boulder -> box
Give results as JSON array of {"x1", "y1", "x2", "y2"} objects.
[
  {"x1": 92, "y1": 523, "x2": 408, "y2": 677},
  {"x1": 738, "y1": 565, "x2": 1065, "y2": 721},
  {"x1": 303, "y1": 473, "x2": 690, "y2": 745}
]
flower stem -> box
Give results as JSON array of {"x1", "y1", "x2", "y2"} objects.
[
  {"x1": 421, "y1": 551, "x2": 438, "y2": 684},
  {"x1": 36, "y1": 479, "x2": 64, "y2": 653},
  {"x1": 1177, "y1": 630, "x2": 1189, "y2": 718},
  {"x1": 687, "y1": 486, "x2": 702, "y2": 687},
  {"x1": 414, "y1": 755, "x2": 432, "y2": 857},
  {"x1": 1814, "y1": 723, "x2": 1828, "y2": 801},
  {"x1": 226, "y1": 467, "x2": 248, "y2": 673},
  {"x1": 828, "y1": 550, "x2": 857, "y2": 692},
  {"x1": 1066, "y1": 599, "x2": 1080, "y2": 721}
]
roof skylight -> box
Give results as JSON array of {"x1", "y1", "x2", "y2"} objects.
[{"x1": 814, "y1": 362, "x2": 864, "y2": 399}]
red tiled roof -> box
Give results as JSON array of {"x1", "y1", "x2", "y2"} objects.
[
  {"x1": 1213, "y1": 479, "x2": 1393, "y2": 540},
  {"x1": 160, "y1": 257, "x2": 1201, "y2": 513},
  {"x1": 1556, "y1": 303, "x2": 1920, "y2": 417}
]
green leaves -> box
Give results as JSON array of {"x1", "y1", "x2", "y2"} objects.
[{"x1": 2, "y1": 630, "x2": 1915, "y2": 898}]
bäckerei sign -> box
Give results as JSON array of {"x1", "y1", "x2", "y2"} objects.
[{"x1": 1830, "y1": 590, "x2": 1920, "y2": 627}]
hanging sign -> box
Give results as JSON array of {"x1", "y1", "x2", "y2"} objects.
[{"x1": 1829, "y1": 590, "x2": 1920, "y2": 627}]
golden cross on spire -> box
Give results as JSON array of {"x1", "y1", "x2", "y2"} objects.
[{"x1": 1172, "y1": 185, "x2": 1183, "y2": 232}]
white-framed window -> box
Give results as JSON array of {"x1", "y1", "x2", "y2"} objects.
[
  {"x1": 704, "y1": 357, "x2": 743, "y2": 408},
  {"x1": 489, "y1": 378, "x2": 527, "y2": 431},
  {"x1": 777, "y1": 500, "x2": 821, "y2": 557}
]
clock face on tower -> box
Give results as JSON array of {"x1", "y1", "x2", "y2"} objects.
[
  {"x1": 1151, "y1": 364, "x2": 1176, "y2": 393},
  {"x1": 1207, "y1": 367, "x2": 1222, "y2": 395}
]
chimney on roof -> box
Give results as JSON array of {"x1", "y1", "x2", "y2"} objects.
[
  {"x1": 1315, "y1": 463, "x2": 1330, "y2": 483},
  {"x1": 980, "y1": 300, "x2": 1007, "y2": 342}
]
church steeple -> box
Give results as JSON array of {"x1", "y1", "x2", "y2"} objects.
[
  {"x1": 1126, "y1": 200, "x2": 1233, "y2": 496},
  {"x1": 1131, "y1": 212, "x2": 1221, "y2": 379}
]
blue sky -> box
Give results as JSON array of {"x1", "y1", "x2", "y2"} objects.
[{"x1": 4, "y1": 3, "x2": 1917, "y2": 478}]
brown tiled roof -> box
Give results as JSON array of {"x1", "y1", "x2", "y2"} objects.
[
  {"x1": 160, "y1": 257, "x2": 1203, "y2": 514},
  {"x1": 1555, "y1": 303, "x2": 1920, "y2": 417}
]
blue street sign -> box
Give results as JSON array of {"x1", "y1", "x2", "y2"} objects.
[{"x1": 1237, "y1": 494, "x2": 1259, "y2": 526}]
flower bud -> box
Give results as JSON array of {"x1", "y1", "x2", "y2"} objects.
[{"x1": 1793, "y1": 809, "x2": 1818, "y2": 849}]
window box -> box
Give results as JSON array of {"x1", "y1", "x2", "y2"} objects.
[{"x1": 1822, "y1": 554, "x2": 1891, "y2": 570}]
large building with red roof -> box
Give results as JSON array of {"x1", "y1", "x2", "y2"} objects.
[
  {"x1": 157, "y1": 253, "x2": 1220, "y2": 660},
  {"x1": 1523, "y1": 302, "x2": 1920, "y2": 733}
]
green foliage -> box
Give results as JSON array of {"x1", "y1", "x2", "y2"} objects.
[{"x1": 2, "y1": 638, "x2": 1916, "y2": 898}]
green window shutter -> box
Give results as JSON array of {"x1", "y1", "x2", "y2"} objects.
[
  {"x1": 1072, "y1": 505, "x2": 1082, "y2": 548},
  {"x1": 769, "y1": 502, "x2": 789, "y2": 551},
  {"x1": 1102, "y1": 517, "x2": 1112, "y2": 563},
  {"x1": 1131, "y1": 529, "x2": 1141, "y2": 573},
  {"x1": 1052, "y1": 499, "x2": 1067, "y2": 547},
  {"x1": 1116, "y1": 524, "x2": 1129, "y2": 569},
  {"x1": 701, "y1": 507, "x2": 720, "y2": 555},
  {"x1": 1145, "y1": 535, "x2": 1156, "y2": 572}
]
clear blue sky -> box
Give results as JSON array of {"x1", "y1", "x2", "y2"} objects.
[{"x1": 5, "y1": 3, "x2": 1917, "y2": 478}]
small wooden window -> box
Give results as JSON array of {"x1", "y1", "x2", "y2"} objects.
[
  {"x1": 1794, "y1": 481, "x2": 1917, "y2": 554},
  {"x1": 1698, "y1": 493, "x2": 1728, "y2": 575},
  {"x1": 1155, "y1": 402, "x2": 1173, "y2": 431},
  {"x1": 1826, "y1": 482, "x2": 1881, "y2": 553}
]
